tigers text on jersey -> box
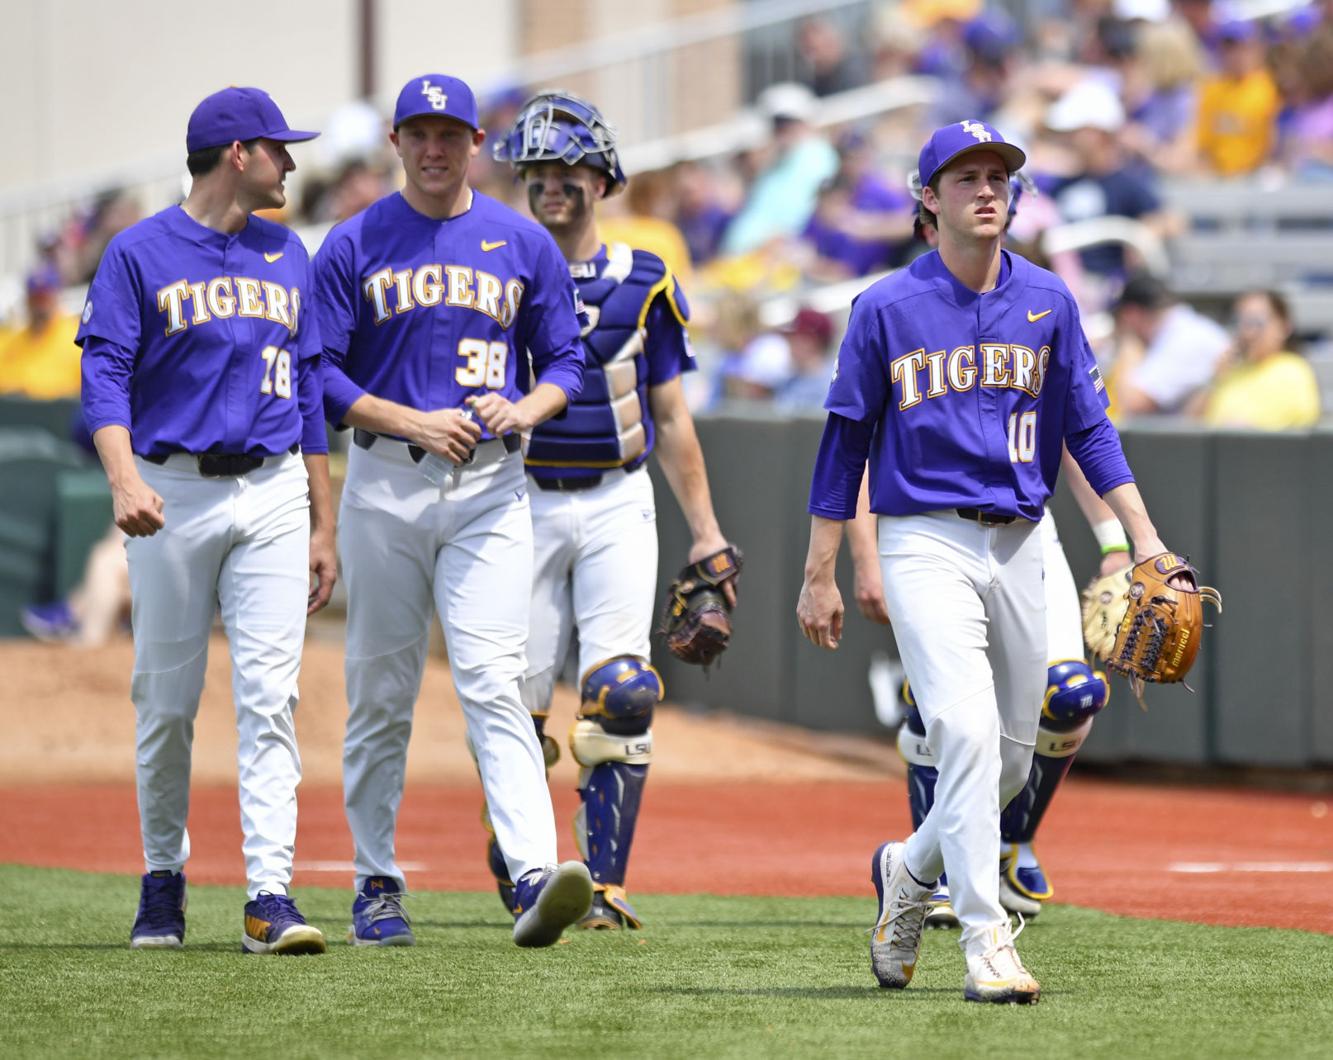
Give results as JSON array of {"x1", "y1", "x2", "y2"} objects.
[
  {"x1": 524, "y1": 242, "x2": 693, "y2": 483},
  {"x1": 78, "y1": 205, "x2": 326, "y2": 457},
  {"x1": 817, "y1": 250, "x2": 1117, "y2": 521},
  {"x1": 313, "y1": 191, "x2": 584, "y2": 435}
]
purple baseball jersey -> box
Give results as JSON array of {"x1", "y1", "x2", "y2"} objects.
[
  {"x1": 313, "y1": 191, "x2": 584, "y2": 434},
  {"x1": 810, "y1": 249, "x2": 1131, "y2": 522},
  {"x1": 79, "y1": 205, "x2": 326, "y2": 457}
]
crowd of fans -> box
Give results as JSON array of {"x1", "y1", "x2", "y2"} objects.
[{"x1": 4, "y1": 0, "x2": 1331, "y2": 430}]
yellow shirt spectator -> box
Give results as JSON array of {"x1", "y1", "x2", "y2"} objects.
[
  {"x1": 598, "y1": 215, "x2": 695, "y2": 291},
  {"x1": 1203, "y1": 352, "x2": 1321, "y2": 429},
  {"x1": 0, "y1": 313, "x2": 83, "y2": 399},
  {"x1": 1194, "y1": 32, "x2": 1280, "y2": 176}
]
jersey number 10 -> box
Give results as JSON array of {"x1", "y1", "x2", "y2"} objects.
[{"x1": 1007, "y1": 410, "x2": 1036, "y2": 463}]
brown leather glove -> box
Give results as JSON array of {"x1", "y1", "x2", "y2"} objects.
[{"x1": 658, "y1": 546, "x2": 742, "y2": 667}]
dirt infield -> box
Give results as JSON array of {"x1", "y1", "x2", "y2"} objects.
[{"x1": 3, "y1": 637, "x2": 1330, "y2": 934}]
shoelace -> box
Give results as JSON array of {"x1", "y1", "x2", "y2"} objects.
[
  {"x1": 140, "y1": 881, "x2": 182, "y2": 923},
  {"x1": 976, "y1": 913, "x2": 1031, "y2": 979},
  {"x1": 359, "y1": 891, "x2": 412, "y2": 926},
  {"x1": 254, "y1": 892, "x2": 302, "y2": 922},
  {"x1": 869, "y1": 886, "x2": 932, "y2": 949}
]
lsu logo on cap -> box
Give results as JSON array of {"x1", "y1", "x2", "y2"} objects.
[
  {"x1": 420, "y1": 80, "x2": 448, "y2": 110},
  {"x1": 961, "y1": 119, "x2": 992, "y2": 143}
]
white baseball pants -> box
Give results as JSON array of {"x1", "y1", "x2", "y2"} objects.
[
  {"x1": 879, "y1": 510, "x2": 1046, "y2": 948},
  {"x1": 128, "y1": 452, "x2": 310, "y2": 899},
  {"x1": 339, "y1": 438, "x2": 556, "y2": 889},
  {"x1": 523, "y1": 466, "x2": 659, "y2": 711}
]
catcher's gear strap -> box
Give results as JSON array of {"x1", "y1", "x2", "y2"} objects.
[
  {"x1": 571, "y1": 718, "x2": 653, "y2": 767},
  {"x1": 897, "y1": 722, "x2": 936, "y2": 767},
  {"x1": 1036, "y1": 716, "x2": 1094, "y2": 758}
]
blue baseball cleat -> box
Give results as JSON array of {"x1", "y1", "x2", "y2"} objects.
[
  {"x1": 349, "y1": 876, "x2": 415, "y2": 947},
  {"x1": 130, "y1": 870, "x2": 187, "y2": 950},
  {"x1": 242, "y1": 892, "x2": 326, "y2": 955},
  {"x1": 20, "y1": 600, "x2": 79, "y2": 643},
  {"x1": 512, "y1": 861, "x2": 593, "y2": 948}
]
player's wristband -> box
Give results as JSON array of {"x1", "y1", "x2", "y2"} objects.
[{"x1": 1093, "y1": 518, "x2": 1130, "y2": 556}]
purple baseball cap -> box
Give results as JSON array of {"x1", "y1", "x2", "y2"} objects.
[
  {"x1": 917, "y1": 119, "x2": 1025, "y2": 189},
  {"x1": 393, "y1": 74, "x2": 480, "y2": 130},
  {"x1": 187, "y1": 87, "x2": 318, "y2": 153}
]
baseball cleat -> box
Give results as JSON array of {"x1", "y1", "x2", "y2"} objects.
[
  {"x1": 20, "y1": 600, "x2": 80, "y2": 643},
  {"x1": 1004, "y1": 842, "x2": 1055, "y2": 901},
  {"x1": 963, "y1": 921, "x2": 1040, "y2": 1004},
  {"x1": 578, "y1": 884, "x2": 643, "y2": 931},
  {"x1": 242, "y1": 892, "x2": 327, "y2": 955},
  {"x1": 130, "y1": 870, "x2": 187, "y2": 950},
  {"x1": 349, "y1": 876, "x2": 415, "y2": 947},
  {"x1": 512, "y1": 861, "x2": 594, "y2": 948},
  {"x1": 924, "y1": 885, "x2": 959, "y2": 929},
  {"x1": 869, "y1": 841, "x2": 934, "y2": 989},
  {"x1": 999, "y1": 873, "x2": 1043, "y2": 918}
]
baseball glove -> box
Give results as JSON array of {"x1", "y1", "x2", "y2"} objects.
[
  {"x1": 658, "y1": 546, "x2": 743, "y2": 668},
  {"x1": 1104, "y1": 552, "x2": 1222, "y2": 706},
  {"x1": 1080, "y1": 565, "x2": 1134, "y2": 662}
]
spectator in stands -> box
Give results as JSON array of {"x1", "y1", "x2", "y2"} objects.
[
  {"x1": 1108, "y1": 271, "x2": 1230, "y2": 417},
  {"x1": 1272, "y1": 29, "x2": 1333, "y2": 180},
  {"x1": 0, "y1": 265, "x2": 82, "y2": 399},
  {"x1": 1196, "y1": 289, "x2": 1321, "y2": 429},
  {"x1": 1117, "y1": 16, "x2": 1205, "y2": 173},
  {"x1": 1042, "y1": 78, "x2": 1179, "y2": 292},
  {"x1": 672, "y1": 161, "x2": 734, "y2": 267},
  {"x1": 68, "y1": 189, "x2": 142, "y2": 284},
  {"x1": 720, "y1": 82, "x2": 838, "y2": 255},
  {"x1": 799, "y1": 130, "x2": 914, "y2": 281},
  {"x1": 599, "y1": 168, "x2": 695, "y2": 287},
  {"x1": 931, "y1": 9, "x2": 1021, "y2": 126},
  {"x1": 796, "y1": 15, "x2": 870, "y2": 97},
  {"x1": 774, "y1": 307, "x2": 836, "y2": 412},
  {"x1": 1192, "y1": 19, "x2": 1280, "y2": 177},
  {"x1": 723, "y1": 330, "x2": 793, "y2": 402}
]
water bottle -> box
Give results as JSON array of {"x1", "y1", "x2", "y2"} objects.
[{"x1": 418, "y1": 406, "x2": 476, "y2": 486}]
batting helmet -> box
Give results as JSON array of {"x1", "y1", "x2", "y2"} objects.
[{"x1": 492, "y1": 91, "x2": 627, "y2": 196}]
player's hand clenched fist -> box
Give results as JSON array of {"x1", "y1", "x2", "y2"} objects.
[
  {"x1": 797, "y1": 575, "x2": 845, "y2": 651},
  {"x1": 468, "y1": 392, "x2": 536, "y2": 437},
  {"x1": 412, "y1": 407, "x2": 482, "y2": 465},
  {"x1": 112, "y1": 476, "x2": 166, "y2": 537}
]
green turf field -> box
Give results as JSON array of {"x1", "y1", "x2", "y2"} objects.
[{"x1": 0, "y1": 866, "x2": 1326, "y2": 1059}]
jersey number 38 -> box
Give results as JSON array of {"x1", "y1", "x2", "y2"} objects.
[{"x1": 455, "y1": 338, "x2": 508, "y2": 388}]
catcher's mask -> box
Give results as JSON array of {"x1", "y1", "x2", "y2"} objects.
[{"x1": 492, "y1": 91, "x2": 627, "y2": 197}]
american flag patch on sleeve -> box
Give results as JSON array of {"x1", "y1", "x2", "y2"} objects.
[{"x1": 1090, "y1": 364, "x2": 1105, "y2": 393}]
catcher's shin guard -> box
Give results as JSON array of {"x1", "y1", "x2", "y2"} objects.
[
  {"x1": 999, "y1": 660, "x2": 1108, "y2": 903},
  {"x1": 896, "y1": 697, "x2": 937, "y2": 834},
  {"x1": 569, "y1": 658, "x2": 657, "y2": 929}
]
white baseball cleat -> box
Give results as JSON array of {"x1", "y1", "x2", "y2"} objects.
[
  {"x1": 963, "y1": 920, "x2": 1041, "y2": 1004},
  {"x1": 999, "y1": 871, "x2": 1043, "y2": 918},
  {"x1": 869, "y1": 841, "x2": 934, "y2": 988}
]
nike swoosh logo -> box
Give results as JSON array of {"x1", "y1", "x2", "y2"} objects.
[
  {"x1": 264, "y1": 251, "x2": 284, "y2": 263},
  {"x1": 481, "y1": 240, "x2": 507, "y2": 252},
  {"x1": 1027, "y1": 309, "x2": 1052, "y2": 322}
]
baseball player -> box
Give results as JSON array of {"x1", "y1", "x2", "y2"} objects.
[
  {"x1": 852, "y1": 188, "x2": 1133, "y2": 927},
  {"x1": 797, "y1": 119, "x2": 1185, "y2": 1003},
  {"x1": 488, "y1": 92, "x2": 733, "y2": 930},
  {"x1": 79, "y1": 87, "x2": 334, "y2": 954},
  {"x1": 313, "y1": 74, "x2": 592, "y2": 949}
]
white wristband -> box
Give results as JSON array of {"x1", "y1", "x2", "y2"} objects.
[{"x1": 1093, "y1": 518, "x2": 1129, "y2": 555}]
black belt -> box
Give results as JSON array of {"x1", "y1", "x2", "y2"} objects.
[
  {"x1": 956, "y1": 507, "x2": 1017, "y2": 526},
  {"x1": 352, "y1": 427, "x2": 519, "y2": 462},
  {"x1": 144, "y1": 444, "x2": 299, "y2": 478},
  {"x1": 531, "y1": 465, "x2": 637, "y2": 492}
]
